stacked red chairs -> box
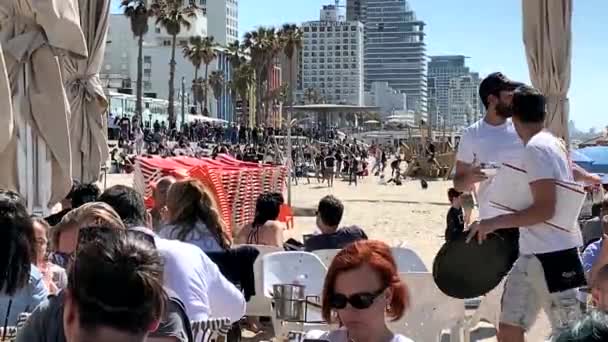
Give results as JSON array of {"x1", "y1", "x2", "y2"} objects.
[{"x1": 134, "y1": 155, "x2": 287, "y2": 236}]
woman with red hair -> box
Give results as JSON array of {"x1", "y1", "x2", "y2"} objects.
[{"x1": 306, "y1": 240, "x2": 413, "y2": 341}]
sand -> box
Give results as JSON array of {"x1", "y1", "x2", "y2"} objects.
[{"x1": 103, "y1": 171, "x2": 551, "y2": 341}]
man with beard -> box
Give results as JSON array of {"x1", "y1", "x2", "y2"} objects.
[{"x1": 454, "y1": 72, "x2": 525, "y2": 220}]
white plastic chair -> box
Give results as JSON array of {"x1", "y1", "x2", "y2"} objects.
[
  {"x1": 390, "y1": 247, "x2": 428, "y2": 273},
  {"x1": 233, "y1": 244, "x2": 284, "y2": 317},
  {"x1": 389, "y1": 272, "x2": 468, "y2": 342},
  {"x1": 312, "y1": 249, "x2": 340, "y2": 267},
  {"x1": 262, "y1": 251, "x2": 329, "y2": 338},
  {"x1": 465, "y1": 280, "x2": 504, "y2": 334}
]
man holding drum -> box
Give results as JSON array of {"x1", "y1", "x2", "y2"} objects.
[{"x1": 467, "y1": 86, "x2": 587, "y2": 341}]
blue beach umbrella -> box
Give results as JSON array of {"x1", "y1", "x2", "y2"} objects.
[{"x1": 574, "y1": 146, "x2": 608, "y2": 174}]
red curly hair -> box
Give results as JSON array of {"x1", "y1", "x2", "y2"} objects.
[{"x1": 321, "y1": 240, "x2": 410, "y2": 322}]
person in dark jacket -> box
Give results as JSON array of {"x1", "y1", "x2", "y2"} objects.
[{"x1": 305, "y1": 195, "x2": 367, "y2": 251}]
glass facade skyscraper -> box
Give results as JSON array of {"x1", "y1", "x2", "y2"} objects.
[{"x1": 347, "y1": 0, "x2": 427, "y2": 119}]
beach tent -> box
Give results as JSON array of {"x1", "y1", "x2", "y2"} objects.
[
  {"x1": 64, "y1": 0, "x2": 111, "y2": 183},
  {"x1": 0, "y1": 0, "x2": 88, "y2": 214},
  {"x1": 522, "y1": 0, "x2": 572, "y2": 142}
]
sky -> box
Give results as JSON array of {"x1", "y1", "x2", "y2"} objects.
[{"x1": 110, "y1": 0, "x2": 608, "y2": 131}]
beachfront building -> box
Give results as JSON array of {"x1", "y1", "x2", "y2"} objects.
[
  {"x1": 428, "y1": 55, "x2": 482, "y2": 129},
  {"x1": 364, "y1": 82, "x2": 407, "y2": 120},
  {"x1": 447, "y1": 74, "x2": 482, "y2": 129},
  {"x1": 102, "y1": 11, "x2": 238, "y2": 122},
  {"x1": 299, "y1": 5, "x2": 365, "y2": 106},
  {"x1": 198, "y1": 0, "x2": 238, "y2": 45},
  {"x1": 347, "y1": 0, "x2": 427, "y2": 119}
]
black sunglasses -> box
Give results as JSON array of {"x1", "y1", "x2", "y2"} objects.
[{"x1": 329, "y1": 287, "x2": 386, "y2": 310}]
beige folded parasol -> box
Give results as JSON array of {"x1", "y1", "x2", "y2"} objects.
[
  {"x1": 63, "y1": 0, "x2": 110, "y2": 183},
  {"x1": 0, "y1": 0, "x2": 87, "y2": 209}
]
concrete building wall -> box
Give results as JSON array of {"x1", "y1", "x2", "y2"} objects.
[
  {"x1": 199, "y1": 0, "x2": 238, "y2": 45},
  {"x1": 365, "y1": 81, "x2": 407, "y2": 119},
  {"x1": 301, "y1": 5, "x2": 364, "y2": 106},
  {"x1": 348, "y1": 0, "x2": 427, "y2": 119}
]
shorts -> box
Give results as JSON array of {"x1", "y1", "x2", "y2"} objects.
[
  {"x1": 461, "y1": 193, "x2": 475, "y2": 210},
  {"x1": 500, "y1": 255, "x2": 582, "y2": 337}
]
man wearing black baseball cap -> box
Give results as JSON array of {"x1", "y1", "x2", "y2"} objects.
[{"x1": 454, "y1": 72, "x2": 525, "y2": 224}]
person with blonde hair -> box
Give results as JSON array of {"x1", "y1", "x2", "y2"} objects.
[
  {"x1": 49, "y1": 202, "x2": 126, "y2": 268},
  {"x1": 159, "y1": 178, "x2": 231, "y2": 252}
]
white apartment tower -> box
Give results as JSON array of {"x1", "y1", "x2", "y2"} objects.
[
  {"x1": 198, "y1": 0, "x2": 238, "y2": 45},
  {"x1": 102, "y1": 11, "x2": 207, "y2": 100},
  {"x1": 447, "y1": 74, "x2": 482, "y2": 128},
  {"x1": 300, "y1": 5, "x2": 364, "y2": 106}
]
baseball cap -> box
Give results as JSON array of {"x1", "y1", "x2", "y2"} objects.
[{"x1": 479, "y1": 72, "x2": 524, "y2": 103}]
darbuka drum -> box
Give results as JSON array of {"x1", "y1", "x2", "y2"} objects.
[{"x1": 433, "y1": 228, "x2": 519, "y2": 299}]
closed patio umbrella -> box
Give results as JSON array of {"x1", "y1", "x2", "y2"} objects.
[
  {"x1": 63, "y1": 0, "x2": 110, "y2": 183},
  {"x1": 522, "y1": 0, "x2": 572, "y2": 141},
  {"x1": 0, "y1": 0, "x2": 87, "y2": 212},
  {"x1": 0, "y1": 42, "x2": 12, "y2": 154}
]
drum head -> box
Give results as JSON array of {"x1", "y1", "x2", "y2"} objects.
[{"x1": 433, "y1": 229, "x2": 519, "y2": 299}]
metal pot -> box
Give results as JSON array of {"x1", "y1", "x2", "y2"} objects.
[{"x1": 273, "y1": 283, "x2": 306, "y2": 321}]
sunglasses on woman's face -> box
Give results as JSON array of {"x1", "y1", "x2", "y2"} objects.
[{"x1": 329, "y1": 287, "x2": 386, "y2": 310}]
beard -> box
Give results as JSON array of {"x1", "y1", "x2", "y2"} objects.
[{"x1": 495, "y1": 101, "x2": 513, "y2": 118}]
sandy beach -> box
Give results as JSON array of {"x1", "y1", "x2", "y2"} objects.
[{"x1": 104, "y1": 171, "x2": 550, "y2": 341}]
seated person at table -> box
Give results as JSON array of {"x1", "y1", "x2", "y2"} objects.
[
  {"x1": 305, "y1": 195, "x2": 367, "y2": 251},
  {"x1": 582, "y1": 195, "x2": 608, "y2": 281},
  {"x1": 235, "y1": 192, "x2": 285, "y2": 247},
  {"x1": 306, "y1": 240, "x2": 413, "y2": 342}
]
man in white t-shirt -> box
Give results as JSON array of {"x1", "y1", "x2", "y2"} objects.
[
  {"x1": 454, "y1": 72, "x2": 525, "y2": 220},
  {"x1": 467, "y1": 86, "x2": 586, "y2": 341}
]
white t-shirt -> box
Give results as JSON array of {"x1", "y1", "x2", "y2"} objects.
[
  {"x1": 456, "y1": 118, "x2": 524, "y2": 219},
  {"x1": 155, "y1": 237, "x2": 246, "y2": 322},
  {"x1": 306, "y1": 329, "x2": 414, "y2": 342},
  {"x1": 159, "y1": 222, "x2": 224, "y2": 252},
  {"x1": 518, "y1": 130, "x2": 583, "y2": 254}
]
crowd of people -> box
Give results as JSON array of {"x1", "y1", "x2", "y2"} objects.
[{"x1": 2, "y1": 70, "x2": 608, "y2": 342}]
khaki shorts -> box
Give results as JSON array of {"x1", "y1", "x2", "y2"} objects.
[
  {"x1": 461, "y1": 193, "x2": 475, "y2": 210},
  {"x1": 500, "y1": 255, "x2": 582, "y2": 338}
]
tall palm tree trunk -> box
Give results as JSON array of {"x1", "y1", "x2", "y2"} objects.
[
  {"x1": 193, "y1": 67, "x2": 198, "y2": 114},
  {"x1": 135, "y1": 33, "x2": 144, "y2": 127},
  {"x1": 286, "y1": 55, "x2": 294, "y2": 205},
  {"x1": 202, "y1": 63, "x2": 209, "y2": 116},
  {"x1": 168, "y1": 34, "x2": 177, "y2": 126},
  {"x1": 265, "y1": 62, "x2": 272, "y2": 127}
]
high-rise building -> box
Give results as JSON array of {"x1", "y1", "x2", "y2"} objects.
[
  {"x1": 448, "y1": 73, "x2": 482, "y2": 128},
  {"x1": 428, "y1": 55, "x2": 482, "y2": 129},
  {"x1": 198, "y1": 0, "x2": 238, "y2": 45},
  {"x1": 347, "y1": 0, "x2": 427, "y2": 119},
  {"x1": 299, "y1": 5, "x2": 365, "y2": 106}
]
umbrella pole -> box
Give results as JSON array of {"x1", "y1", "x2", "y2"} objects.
[{"x1": 287, "y1": 107, "x2": 292, "y2": 206}]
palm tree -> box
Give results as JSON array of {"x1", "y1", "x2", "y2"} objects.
[
  {"x1": 199, "y1": 36, "x2": 216, "y2": 116},
  {"x1": 230, "y1": 63, "x2": 254, "y2": 126},
  {"x1": 121, "y1": 0, "x2": 151, "y2": 126},
  {"x1": 226, "y1": 40, "x2": 244, "y2": 70},
  {"x1": 243, "y1": 27, "x2": 281, "y2": 126},
  {"x1": 279, "y1": 24, "x2": 302, "y2": 112},
  {"x1": 208, "y1": 70, "x2": 225, "y2": 116},
  {"x1": 150, "y1": 0, "x2": 196, "y2": 126},
  {"x1": 181, "y1": 35, "x2": 213, "y2": 115}
]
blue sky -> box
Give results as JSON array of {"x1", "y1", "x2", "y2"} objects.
[{"x1": 110, "y1": 0, "x2": 607, "y2": 131}]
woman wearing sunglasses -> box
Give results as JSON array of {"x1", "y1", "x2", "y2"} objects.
[{"x1": 307, "y1": 240, "x2": 413, "y2": 342}]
